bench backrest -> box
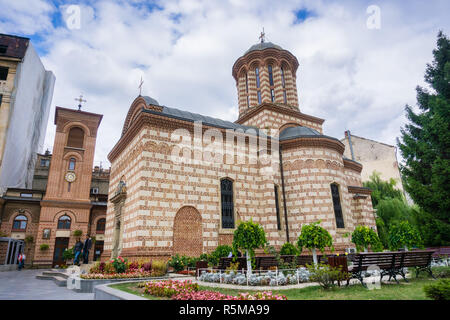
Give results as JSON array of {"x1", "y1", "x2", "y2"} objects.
[
  {"x1": 402, "y1": 250, "x2": 434, "y2": 267},
  {"x1": 351, "y1": 250, "x2": 435, "y2": 271}
]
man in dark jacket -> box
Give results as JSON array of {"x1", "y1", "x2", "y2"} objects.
[
  {"x1": 73, "y1": 239, "x2": 83, "y2": 265},
  {"x1": 82, "y1": 234, "x2": 92, "y2": 264}
]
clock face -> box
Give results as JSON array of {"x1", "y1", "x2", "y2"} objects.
[{"x1": 65, "y1": 172, "x2": 76, "y2": 183}]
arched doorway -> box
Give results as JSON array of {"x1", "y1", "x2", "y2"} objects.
[{"x1": 173, "y1": 206, "x2": 203, "y2": 257}]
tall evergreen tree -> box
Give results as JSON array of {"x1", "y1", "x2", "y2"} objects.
[{"x1": 398, "y1": 31, "x2": 450, "y2": 241}]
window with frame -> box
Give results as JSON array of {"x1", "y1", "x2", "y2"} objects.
[
  {"x1": 96, "y1": 218, "x2": 106, "y2": 233},
  {"x1": 57, "y1": 215, "x2": 71, "y2": 229},
  {"x1": 271, "y1": 89, "x2": 275, "y2": 102},
  {"x1": 67, "y1": 127, "x2": 84, "y2": 148},
  {"x1": 255, "y1": 67, "x2": 260, "y2": 88},
  {"x1": 68, "y1": 158, "x2": 76, "y2": 170},
  {"x1": 12, "y1": 215, "x2": 27, "y2": 231},
  {"x1": 221, "y1": 179, "x2": 234, "y2": 229},
  {"x1": 40, "y1": 158, "x2": 50, "y2": 167},
  {"x1": 274, "y1": 185, "x2": 281, "y2": 230},
  {"x1": 0, "y1": 67, "x2": 8, "y2": 81},
  {"x1": 268, "y1": 65, "x2": 274, "y2": 86},
  {"x1": 330, "y1": 183, "x2": 345, "y2": 228},
  {"x1": 257, "y1": 91, "x2": 262, "y2": 104}
]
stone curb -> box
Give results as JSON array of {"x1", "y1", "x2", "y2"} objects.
[{"x1": 94, "y1": 281, "x2": 148, "y2": 300}]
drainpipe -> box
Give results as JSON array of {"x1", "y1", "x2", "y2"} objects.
[
  {"x1": 279, "y1": 145, "x2": 290, "y2": 243},
  {"x1": 346, "y1": 130, "x2": 355, "y2": 161}
]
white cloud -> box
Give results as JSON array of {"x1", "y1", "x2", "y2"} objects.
[{"x1": 3, "y1": 0, "x2": 449, "y2": 167}]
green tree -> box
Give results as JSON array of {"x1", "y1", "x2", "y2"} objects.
[
  {"x1": 398, "y1": 31, "x2": 450, "y2": 243},
  {"x1": 388, "y1": 221, "x2": 423, "y2": 251},
  {"x1": 279, "y1": 242, "x2": 300, "y2": 256},
  {"x1": 351, "y1": 225, "x2": 383, "y2": 252},
  {"x1": 410, "y1": 207, "x2": 450, "y2": 246},
  {"x1": 297, "y1": 221, "x2": 334, "y2": 265},
  {"x1": 232, "y1": 220, "x2": 267, "y2": 275},
  {"x1": 363, "y1": 171, "x2": 404, "y2": 207}
]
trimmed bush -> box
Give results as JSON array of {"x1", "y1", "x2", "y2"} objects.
[
  {"x1": 280, "y1": 242, "x2": 300, "y2": 256},
  {"x1": 40, "y1": 244, "x2": 49, "y2": 251},
  {"x1": 423, "y1": 279, "x2": 450, "y2": 300}
]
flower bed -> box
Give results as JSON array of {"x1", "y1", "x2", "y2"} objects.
[
  {"x1": 198, "y1": 268, "x2": 311, "y2": 286},
  {"x1": 141, "y1": 279, "x2": 287, "y2": 300},
  {"x1": 81, "y1": 271, "x2": 154, "y2": 279}
]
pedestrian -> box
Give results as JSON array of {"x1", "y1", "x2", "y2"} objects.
[
  {"x1": 73, "y1": 238, "x2": 83, "y2": 265},
  {"x1": 82, "y1": 234, "x2": 92, "y2": 264},
  {"x1": 18, "y1": 252, "x2": 26, "y2": 271}
]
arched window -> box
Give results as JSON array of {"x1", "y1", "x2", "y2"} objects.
[
  {"x1": 12, "y1": 215, "x2": 27, "y2": 231},
  {"x1": 68, "y1": 158, "x2": 76, "y2": 171},
  {"x1": 274, "y1": 185, "x2": 281, "y2": 230},
  {"x1": 268, "y1": 65, "x2": 274, "y2": 86},
  {"x1": 280, "y1": 67, "x2": 286, "y2": 88},
  {"x1": 57, "y1": 215, "x2": 71, "y2": 229},
  {"x1": 67, "y1": 127, "x2": 84, "y2": 148},
  {"x1": 221, "y1": 179, "x2": 234, "y2": 229},
  {"x1": 255, "y1": 67, "x2": 260, "y2": 88},
  {"x1": 330, "y1": 183, "x2": 345, "y2": 228},
  {"x1": 96, "y1": 218, "x2": 106, "y2": 233}
]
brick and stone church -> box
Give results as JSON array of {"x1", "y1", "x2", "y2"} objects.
[{"x1": 103, "y1": 39, "x2": 376, "y2": 261}]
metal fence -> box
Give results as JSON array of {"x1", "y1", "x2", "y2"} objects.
[{"x1": 0, "y1": 237, "x2": 24, "y2": 266}]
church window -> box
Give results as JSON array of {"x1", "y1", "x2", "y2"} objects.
[
  {"x1": 12, "y1": 215, "x2": 27, "y2": 231},
  {"x1": 221, "y1": 178, "x2": 234, "y2": 229},
  {"x1": 283, "y1": 91, "x2": 287, "y2": 104},
  {"x1": 281, "y1": 67, "x2": 286, "y2": 88},
  {"x1": 96, "y1": 218, "x2": 106, "y2": 233},
  {"x1": 274, "y1": 185, "x2": 281, "y2": 230},
  {"x1": 268, "y1": 65, "x2": 274, "y2": 86},
  {"x1": 68, "y1": 158, "x2": 76, "y2": 171},
  {"x1": 0, "y1": 45, "x2": 7, "y2": 54},
  {"x1": 271, "y1": 89, "x2": 275, "y2": 102},
  {"x1": 57, "y1": 215, "x2": 71, "y2": 229},
  {"x1": 0, "y1": 67, "x2": 8, "y2": 81},
  {"x1": 255, "y1": 67, "x2": 260, "y2": 88},
  {"x1": 67, "y1": 127, "x2": 84, "y2": 148},
  {"x1": 247, "y1": 96, "x2": 250, "y2": 108},
  {"x1": 330, "y1": 183, "x2": 345, "y2": 228},
  {"x1": 40, "y1": 159, "x2": 50, "y2": 167},
  {"x1": 245, "y1": 73, "x2": 249, "y2": 93},
  {"x1": 257, "y1": 91, "x2": 261, "y2": 104}
]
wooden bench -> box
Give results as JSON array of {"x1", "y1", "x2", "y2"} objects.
[
  {"x1": 218, "y1": 257, "x2": 247, "y2": 270},
  {"x1": 347, "y1": 250, "x2": 436, "y2": 287}
]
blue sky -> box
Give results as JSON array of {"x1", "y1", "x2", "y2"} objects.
[{"x1": 1, "y1": 0, "x2": 449, "y2": 166}]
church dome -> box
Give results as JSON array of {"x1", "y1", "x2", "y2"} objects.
[
  {"x1": 142, "y1": 96, "x2": 159, "y2": 106},
  {"x1": 245, "y1": 41, "x2": 283, "y2": 54}
]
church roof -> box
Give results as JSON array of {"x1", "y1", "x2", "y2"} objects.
[
  {"x1": 140, "y1": 96, "x2": 266, "y2": 136},
  {"x1": 245, "y1": 41, "x2": 283, "y2": 54},
  {"x1": 279, "y1": 125, "x2": 321, "y2": 140}
]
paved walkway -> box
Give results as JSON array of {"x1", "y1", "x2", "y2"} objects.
[{"x1": 0, "y1": 269, "x2": 94, "y2": 300}]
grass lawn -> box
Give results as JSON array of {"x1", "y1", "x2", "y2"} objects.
[{"x1": 110, "y1": 277, "x2": 437, "y2": 300}]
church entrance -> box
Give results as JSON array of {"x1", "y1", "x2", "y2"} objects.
[
  {"x1": 173, "y1": 206, "x2": 203, "y2": 257},
  {"x1": 93, "y1": 240, "x2": 104, "y2": 261},
  {"x1": 53, "y1": 237, "x2": 69, "y2": 267}
]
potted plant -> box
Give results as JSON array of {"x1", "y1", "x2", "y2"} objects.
[
  {"x1": 73, "y1": 230, "x2": 83, "y2": 237},
  {"x1": 40, "y1": 244, "x2": 50, "y2": 251}
]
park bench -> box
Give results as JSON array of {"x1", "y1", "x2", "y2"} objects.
[
  {"x1": 428, "y1": 246, "x2": 450, "y2": 260},
  {"x1": 347, "y1": 250, "x2": 436, "y2": 287},
  {"x1": 218, "y1": 257, "x2": 247, "y2": 270}
]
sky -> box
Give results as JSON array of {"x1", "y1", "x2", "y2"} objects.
[{"x1": 1, "y1": 0, "x2": 449, "y2": 167}]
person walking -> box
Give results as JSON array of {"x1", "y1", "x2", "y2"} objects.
[
  {"x1": 82, "y1": 234, "x2": 92, "y2": 264},
  {"x1": 73, "y1": 239, "x2": 83, "y2": 266},
  {"x1": 18, "y1": 252, "x2": 26, "y2": 271}
]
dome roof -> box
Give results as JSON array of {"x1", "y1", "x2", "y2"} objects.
[
  {"x1": 245, "y1": 41, "x2": 283, "y2": 54},
  {"x1": 142, "y1": 96, "x2": 159, "y2": 106},
  {"x1": 279, "y1": 125, "x2": 321, "y2": 141}
]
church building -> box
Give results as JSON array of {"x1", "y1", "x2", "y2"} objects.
[{"x1": 103, "y1": 39, "x2": 376, "y2": 261}]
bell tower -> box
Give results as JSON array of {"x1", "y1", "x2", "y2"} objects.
[
  {"x1": 33, "y1": 106, "x2": 103, "y2": 267},
  {"x1": 232, "y1": 38, "x2": 300, "y2": 117}
]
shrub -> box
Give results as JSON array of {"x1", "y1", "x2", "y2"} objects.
[
  {"x1": 351, "y1": 225, "x2": 383, "y2": 252},
  {"x1": 110, "y1": 256, "x2": 127, "y2": 273},
  {"x1": 297, "y1": 221, "x2": 334, "y2": 265},
  {"x1": 73, "y1": 230, "x2": 83, "y2": 237},
  {"x1": 25, "y1": 236, "x2": 34, "y2": 243},
  {"x1": 62, "y1": 247, "x2": 74, "y2": 261},
  {"x1": 103, "y1": 262, "x2": 116, "y2": 274},
  {"x1": 40, "y1": 244, "x2": 49, "y2": 251},
  {"x1": 280, "y1": 242, "x2": 300, "y2": 256},
  {"x1": 128, "y1": 261, "x2": 140, "y2": 271},
  {"x1": 168, "y1": 254, "x2": 186, "y2": 272},
  {"x1": 142, "y1": 262, "x2": 152, "y2": 272},
  {"x1": 388, "y1": 221, "x2": 423, "y2": 250},
  {"x1": 151, "y1": 260, "x2": 167, "y2": 276},
  {"x1": 431, "y1": 266, "x2": 450, "y2": 279},
  {"x1": 307, "y1": 262, "x2": 348, "y2": 290},
  {"x1": 423, "y1": 279, "x2": 450, "y2": 300},
  {"x1": 209, "y1": 245, "x2": 233, "y2": 266},
  {"x1": 186, "y1": 256, "x2": 199, "y2": 269}
]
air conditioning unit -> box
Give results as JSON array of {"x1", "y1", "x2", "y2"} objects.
[
  {"x1": 346, "y1": 247, "x2": 357, "y2": 254},
  {"x1": 91, "y1": 188, "x2": 99, "y2": 194}
]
